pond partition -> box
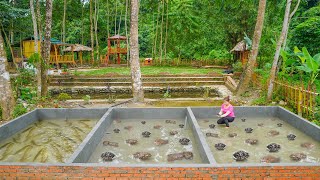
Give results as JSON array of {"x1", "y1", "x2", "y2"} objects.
[{"x1": 0, "y1": 107, "x2": 319, "y2": 179}]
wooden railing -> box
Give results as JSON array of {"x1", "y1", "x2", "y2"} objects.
[
  {"x1": 273, "y1": 80, "x2": 319, "y2": 117},
  {"x1": 109, "y1": 47, "x2": 127, "y2": 54},
  {"x1": 49, "y1": 55, "x2": 75, "y2": 65}
]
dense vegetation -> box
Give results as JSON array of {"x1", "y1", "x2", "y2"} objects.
[{"x1": 1, "y1": 0, "x2": 319, "y2": 66}]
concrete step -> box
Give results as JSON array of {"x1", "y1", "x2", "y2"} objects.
[{"x1": 49, "y1": 80, "x2": 225, "y2": 87}]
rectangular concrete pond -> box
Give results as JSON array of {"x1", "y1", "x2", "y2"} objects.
[
  {"x1": 0, "y1": 106, "x2": 319, "y2": 167},
  {"x1": 191, "y1": 106, "x2": 320, "y2": 165},
  {"x1": 70, "y1": 108, "x2": 213, "y2": 164},
  {"x1": 0, "y1": 108, "x2": 107, "y2": 163}
]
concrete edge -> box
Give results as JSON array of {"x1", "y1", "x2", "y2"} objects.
[
  {"x1": 187, "y1": 107, "x2": 216, "y2": 165},
  {"x1": 277, "y1": 106, "x2": 319, "y2": 128},
  {"x1": 66, "y1": 108, "x2": 113, "y2": 163},
  {"x1": 0, "y1": 109, "x2": 37, "y2": 127}
]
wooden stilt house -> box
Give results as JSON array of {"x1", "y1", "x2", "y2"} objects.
[
  {"x1": 105, "y1": 35, "x2": 127, "y2": 65},
  {"x1": 230, "y1": 40, "x2": 250, "y2": 68}
]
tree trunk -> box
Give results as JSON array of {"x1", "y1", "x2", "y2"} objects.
[
  {"x1": 267, "y1": 0, "x2": 293, "y2": 101},
  {"x1": 159, "y1": 0, "x2": 165, "y2": 64},
  {"x1": 0, "y1": 29, "x2": 15, "y2": 121},
  {"x1": 94, "y1": 0, "x2": 99, "y2": 62},
  {"x1": 63, "y1": 0, "x2": 66, "y2": 43},
  {"x1": 164, "y1": 0, "x2": 169, "y2": 61},
  {"x1": 283, "y1": 0, "x2": 301, "y2": 50},
  {"x1": 153, "y1": 3, "x2": 160, "y2": 63},
  {"x1": 125, "y1": 0, "x2": 129, "y2": 66},
  {"x1": 81, "y1": 0, "x2": 84, "y2": 45},
  {"x1": 130, "y1": 0, "x2": 144, "y2": 102},
  {"x1": 235, "y1": 0, "x2": 267, "y2": 95},
  {"x1": 40, "y1": 0, "x2": 53, "y2": 97},
  {"x1": 30, "y1": 0, "x2": 41, "y2": 97},
  {"x1": 90, "y1": 0, "x2": 94, "y2": 64},
  {"x1": 36, "y1": 0, "x2": 42, "y2": 97}
]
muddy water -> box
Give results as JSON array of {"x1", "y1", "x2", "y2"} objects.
[
  {"x1": 88, "y1": 119, "x2": 203, "y2": 164},
  {"x1": 152, "y1": 100, "x2": 223, "y2": 107},
  {"x1": 198, "y1": 117, "x2": 320, "y2": 164},
  {"x1": 0, "y1": 119, "x2": 97, "y2": 163}
]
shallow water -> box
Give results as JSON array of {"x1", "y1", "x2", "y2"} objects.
[
  {"x1": 0, "y1": 119, "x2": 97, "y2": 163},
  {"x1": 88, "y1": 119, "x2": 203, "y2": 164},
  {"x1": 152, "y1": 100, "x2": 224, "y2": 107},
  {"x1": 198, "y1": 117, "x2": 320, "y2": 164}
]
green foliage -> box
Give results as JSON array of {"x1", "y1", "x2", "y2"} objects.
[
  {"x1": 28, "y1": 53, "x2": 41, "y2": 66},
  {"x1": 57, "y1": 93, "x2": 71, "y2": 101},
  {"x1": 291, "y1": 6, "x2": 320, "y2": 55},
  {"x1": 251, "y1": 95, "x2": 267, "y2": 106},
  {"x1": 163, "y1": 88, "x2": 171, "y2": 99},
  {"x1": 19, "y1": 87, "x2": 36, "y2": 103},
  {"x1": 208, "y1": 49, "x2": 231, "y2": 61},
  {"x1": 82, "y1": 95, "x2": 91, "y2": 104},
  {"x1": 232, "y1": 61, "x2": 243, "y2": 72},
  {"x1": 13, "y1": 104, "x2": 28, "y2": 118}
]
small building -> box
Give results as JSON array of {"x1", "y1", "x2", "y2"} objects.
[
  {"x1": 105, "y1": 35, "x2": 127, "y2": 65},
  {"x1": 230, "y1": 40, "x2": 250, "y2": 68},
  {"x1": 11, "y1": 37, "x2": 75, "y2": 67},
  {"x1": 63, "y1": 44, "x2": 93, "y2": 66}
]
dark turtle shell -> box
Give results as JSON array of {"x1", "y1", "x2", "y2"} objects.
[
  {"x1": 245, "y1": 128, "x2": 253, "y2": 133},
  {"x1": 179, "y1": 138, "x2": 190, "y2": 145},
  {"x1": 233, "y1": 150, "x2": 249, "y2": 161},
  {"x1": 267, "y1": 143, "x2": 281, "y2": 152},
  {"x1": 215, "y1": 143, "x2": 226, "y2": 150},
  {"x1": 287, "y1": 134, "x2": 296, "y2": 140},
  {"x1": 142, "y1": 131, "x2": 151, "y2": 137}
]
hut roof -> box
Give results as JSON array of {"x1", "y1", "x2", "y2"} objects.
[
  {"x1": 230, "y1": 40, "x2": 249, "y2": 52},
  {"x1": 108, "y1": 34, "x2": 127, "y2": 40},
  {"x1": 11, "y1": 36, "x2": 70, "y2": 47},
  {"x1": 63, "y1": 44, "x2": 93, "y2": 52}
]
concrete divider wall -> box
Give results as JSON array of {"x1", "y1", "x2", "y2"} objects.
[
  {"x1": 36, "y1": 108, "x2": 108, "y2": 120},
  {"x1": 0, "y1": 110, "x2": 38, "y2": 141},
  {"x1": 190, "y1": 106, "x2": 278, "y2": 119},
  {"x1": 186, "y1": 107, "x2": 216, "y2": 164},
  {"x1": 68, "y1": 108, "x2": 113, "y2": 163},
  {"x1": 111, "y1": 107, "x2": 188, "y2": 120}
]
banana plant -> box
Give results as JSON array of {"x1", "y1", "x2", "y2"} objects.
[{"x1": 294, "y1": 47, "x2": 320, "y2": 85}]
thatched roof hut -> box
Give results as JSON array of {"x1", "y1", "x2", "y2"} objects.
[
  {"x1": 63, "y1": 44, "x2": 93, "y2": 52},
  {"x1": 230, "y1": 40, "x2": 250, "y2": 68},
  {"x1": 108, "y1": 34, "x2": 127, "y2": 40},
  {"x1": 230, "y1": 40, "x2": 249, "y2": 52}
]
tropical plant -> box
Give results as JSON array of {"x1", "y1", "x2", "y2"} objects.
[
  {"x1": 57, "y1": 93, "x2": 71, "y2": 101},
  {"x1": 294, "y1": 47, "x2": 320, "y2": 85}
]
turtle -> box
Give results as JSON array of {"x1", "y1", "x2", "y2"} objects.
[
  {"x1": 101, "y1": 152, "x2": 115, "y2": 162},
  {"x1": 133, "y1": 152, "x2": 152, "y2": 160},
  {"x1": 233, "y1": 150, "x2": 249, "y2": 161},
  {"x1": 165, "y1": 120, "x2": 176, "y2": 124},
  {"x1": 142, "y1": 131, "x2": 151, "y2": 138},
  {"x1": 179, "y1": 124, "x2": 184, "y2": 128},
  {"x1": 102, "y1": 141, "x2": 118, "y2": 147},
  {"x1": 241, "y1": 118, "x2": 246, "y2": 122},
  {"x1": 228, "y1": 133, "x2": 237, "y2": 137},
  {"x1": 206, "y1": 133, "x2": 219, "y2": 137},
  {"x1": 245, "y1": 128, "x2": 253, "y2": 133},
  {"x1": 141, "y1": 121, "x2": 146, "y2": 124},
  {"x1": 153, "y1": 125, "x2": 162, "y2": 129},
  {"x1": 126, "y1": 139, "x2": 138, "y2": 145},
  {"x1": 183, "y1": 151, "x2": 193, "y2": 160},
  {"x1": 209, "y1": 124, "x2": 216, "y2": 129},
  {"x1": 245, "y1": 139, "x2": 258, "y2": 145},
  {"x1": 277, "y1": 123, "x2": 283, "y2": 127},
  {"x1": 169, "y1": 130, "x2": 178, "y2": 136},
  {"x1": 214, "y1": 143, "x2": 226, "y2": 150},
  {"x1": 267, "y1": 143, "x2": 281, "y2": 152},
  {"x1": 257, "y1": 123, "x2": 264, "y2": 127},
  {"x1": 260, "y1": 155, "x2": 280, "y2": 163},
  {"x1": 287, "y1": 134, "x2": 296, "y2": 141},
  {"x1": 268, "y1": 130, "x2": 280, "y2": 137},
  {"x1": 300, "y1": 142, "x2": 315, "y2": 149},
  {"x1": 154, "y1": 138, "x2": 169, "y2": 146},
  {"x1": 179, "y1": 138, "x2": 190, "y2": 145},
  {"x1": 113, "y1": 129, "x2": 120, "y2": 133},
  {"x1": 167, "y1": 153, "x2": 184, "y2": 162},
  {"x1": 124, "y1": 126, "x2": 133, "y2": 130},
  {"x1": 290, "y1": 153, "x2": 307, "y2": 161}
]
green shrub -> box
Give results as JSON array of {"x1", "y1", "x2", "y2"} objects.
[
  {"x1": 232, "y1": 61, "x2": 243, "y2": 72},
  {"x1": 82, "y1": 95, "x2": 91, "y2": 104},
  {"x1": 13, "y1": 104, "x2": 28, "y2": 118},
  {"x1": 57, "y1": 93, "x2": 71, "y2": 101}
]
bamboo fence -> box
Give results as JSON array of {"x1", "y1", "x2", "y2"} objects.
[{"x1": 273, "y1": 80, "x2": 319, "y2": 117}]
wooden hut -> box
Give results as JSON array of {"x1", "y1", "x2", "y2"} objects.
[
  {"x1": 105, "y1": 35, "x2": 127, "y2": 65},
  {"x1": 11, "y1": 37, "x2": 75, "y2": 67},
  {"x1": 63, "y1": 44, "x2": 93, "y2": 66},
  {"x1": 230, "y1": 40, "x2": 250, "y2": 68}
]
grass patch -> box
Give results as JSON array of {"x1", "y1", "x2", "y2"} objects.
[{"x1": 77, "y1": 66, "x2": 223, "y2": 76}]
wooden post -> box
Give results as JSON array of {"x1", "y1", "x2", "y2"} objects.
[
  {"x1": 298, "y1": 87, "x2": 302, "y2": 116},
  {"x1": 54, "y1": 45, "x2": 59, "y2": 68},
  {"x1": 80, "y1": 51, "x2": 83, "y2": 66},
  {"x1": 117, "y1": 39, "x2": 120, "y2": 64}
]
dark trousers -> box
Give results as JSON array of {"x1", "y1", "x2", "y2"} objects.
[{"x1": 217, "y1": 116, "x2": 235, "y2": 127}]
